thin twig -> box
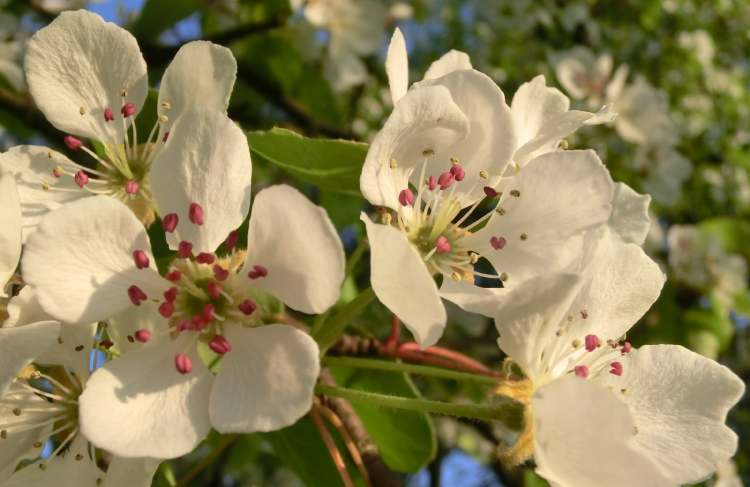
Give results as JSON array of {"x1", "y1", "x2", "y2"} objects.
[
  {"x1": 311, "y1": 405, "x2": 355, "y2": 487},
  {"x1": 317, "y1": 401, "x2": 372, "y2": 486}
]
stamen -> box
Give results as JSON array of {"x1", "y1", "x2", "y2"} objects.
[
  {"x1": 209, "y1": 335, "x2": 231, "y2": 355},
  {"x1": 158, "y1": 301, "x2": 175, "y2": 318},
  {"x1": 207, "y1": 281, "x2": 222, "y2": 299},
  {"x1": 483, "y1": 186, "x2": 499, "y2": 198},
  {"x1": 398, "y1": 189, "x2": 415, "y2": 207},
  {"x1": 165, "y1": 270, "x2": 182, "y2": 282},
  {"x1": 248, "y1": 265, "x2": 268, "y2": 279},
  {"x1": 438, "y1": 171, "x2": 453, "y2": 190},
  {"x1": 610, "y1": 361, "x2": 623, "y2": 376},
  {"x1": 238, "y1": 299, "x2": 257, "y2": 316},
  {"x1": 163, "y1": 131, "x2": 170, "y2": 142},
  {"x1": 134, "y1": 329, "x2": 151, "y2": 343},
  {"x1": 121, "y1": 103, "x2": 136, "y2": 118},
  {"x1": 178, "y1": 241, "x2": 193, "y2": 258},
  {"x1": 132, "y1": 250, "x2": 150, "y2": 269},
  {"x1": 490, "y1": 236, "x2": 506, "y2": 250},
  {"x1": 574, "y1": 365, "x2": 589, "y2": 378},
  {"x1": 164, "y1": 287, "x2": 178, "y2": 302},
  {"x1": 427, "y1": 175, "x2": 437, "y2": 191},
  {"x1": 584, "y1": 334, "x2": 600, "y2": 352},
  {"x1": 52, "y1": 167, "x2": 62, "y2": 178},
  {"x1": 435, "y1": 235, "x2": 452, "y2": 254},
  {"x1": 450, "y1": 164, "x2": 465, "y2": 181},
  {"x1": 127, "y1": 285, "x2": 147, "y2": 306},
  {"x1": 104, "y1": 107, "x2": 114, "y2": 122},
  {"x1": 74, "y1": 170, "x2": 89, "y2": 188},
  {"x1": 621, "y1": 342, "x2": 632, "y2": 354},
  {"x1": 189, "y1": 203, "x2": 204, "y2": 226},
  {"x1": 163, "y1": 213, "x2": 179, "y2": 232},
  {"x1": 174, "y1": 354, "x2": 192, "y2": 374},
  {"x1": 195, "y1": 253, "x2": 215, "y2": 265},
  {"x1": 64, "y1": 136, "x2": 82, "y2": 151},
  {"x1": 125, "y1": 180, "x2": 139, "y2": 195},
  {"x1": 213, "y1": 265, "x2": 229, "y2": 281}
]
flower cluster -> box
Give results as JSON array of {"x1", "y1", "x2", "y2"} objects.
[{"x1": 0, "y1": 9, "x2": 744, "y2": 487}]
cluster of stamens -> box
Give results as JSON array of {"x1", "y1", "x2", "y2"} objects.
[
  {"x1": 37, "y1": 90, "x2": 173, "y2": 223},
  {"x1": 390, "y1": 153, "x2": 524, "y2": 283},
  {"x1": 125, "y1": 202, "x2": 271, "y2": 375}
]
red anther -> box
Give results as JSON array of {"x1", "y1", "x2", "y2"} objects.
[
  {"x1": 125, "y1": 180, "x2": 139, "y2": 195},
  {"x1": 450, "y1": 164, "x2": 465, "y2": 181},
  {"x1": 176, "y1": 320, "x2": 191, "y2": 332},
  {"x1": 52, "y1": 167, "x2": 62, "y2": 178},
  {"x1": 132, "y1": 250, "x2": 149, "y2": 269},
  {"x1": 238, "y1": 299, "x2": 257, "y2": 316},
  {"x1": 225, "y1": 230, "x2": 238, "y2": 251},
  {"x1": 165, "y1": 270, "x2": 182, "y2": 282},
  {"x1": 490, "y1": 236, "x2": 506, "y2": 250},
  {"x1": 621, "y1": 341, "x2": 632, "y2": 354},
  {"x1": 435, "y1": 235, "x2": 452, "y2": 254},
  {"x1": 610, "y1": 361, "x2": 624, "y2": 376},
  {"x1": 127, "y1": 285, "x2": 147, "y2": 306},
  {"x1": 213, "y1": 265, "x2": 229, "y2": 281},
  {"x1": 195, "y1": 252, "x2": 215, "y2": 265},
  {"x1": 207, "y1": 280, "x2": 222, "y2": 299},
  {"x1": 104, "y1": 107, "x2": 114, "y2": 122},
  {"x1": 247, "y1": 265, "x2": 268, "y2": 279},
  {"x1": 74, "y1": 170, "x2": 89, "y2": 188},
  {"x1": 191, "y1": 314, "x2": 206, "y2": 330},
  {"x1": 202, "y1": 303, "x2": 215, "y2": 322},
  {"x1": 163, "y1": 286, "x2": 178, "y2": 303},
  {"x1": 398, "y1": 188, "x2": 415, "y2": 207},
  {"x1": 99, "y1": 339, "x2": 114, "y2": 349},
  {"x1": 188, "y1": 203, "x2": 204, "y2": 226},
  {"x1": 134, "y1": 329, "x2": 152, "y2": 343},
  {"x1": 574, "y1": 365, "x2": 589, "y2": 378},
  {"x1": 163, "y1": 131, "x2": 170, "y2": 143},
  {"x1": 483, "y1": 186, "x2": 499, "y2": 198},
  {"x1": 584, "y1": 334, "x2": 600, "y2": 352},
  {"x1": 162, "y1": 213, "x2": 179, "y2": 233},
  {"x1": 174, "y1": 354, "x2": 193, "y2": 374},
  {"x1": 427, "y1": 175, "x2": 437, "y2": 191},
  {"x1": 158, "y1": 301, "x2": 175, "y2": 318},
  {"x1": 177, "y1": 241, "x2": 193, "y2": 258},
  {"x1": 209, "y1": 335, "x2": 231, "y2": 355},
  {"x1": 438, "y1": 171, "x2": 453, "y2": 190},
  {"x1": 121, "y1": 102, "x2": 136, "y2": 118},
  {"x1": 64, "y1": 135, "x2": 82, "y2": 151}
]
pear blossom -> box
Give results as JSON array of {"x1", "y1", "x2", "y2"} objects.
[
  {"x1": 554, "y1": 46, "x2": 624, "y2": 110},
  {"x1": 360, "y1": 29, "x2": 616, "y2": 347},
  {"x1": 492, "y1": 229, "x2": 744, "y2": 486},
  {"x1": 293, "y1": 0, "x2": 387, "y2": 91},
  {"x1": 0, "y1": 171, "x2": 21, "y2": 299},
  {"x1": 21, "y1": 109, "x2": 345, "y2": 458},
  {"x1": 1, "y1": 9, "x2": 237, "y2": 236},
  {"x1": 610, "y1": 76, "x2": 679, "y2": 147}
]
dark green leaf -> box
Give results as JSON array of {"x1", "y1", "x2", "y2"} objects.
[{"x1": 133, "y1": 0, "x2": 202, "y2": 41}]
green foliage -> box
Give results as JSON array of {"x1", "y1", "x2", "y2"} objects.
[{"x1": 133, "y1": 0, "x2": 202, "y2": 41}]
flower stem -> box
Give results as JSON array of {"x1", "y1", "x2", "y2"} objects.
[
  {"x1": 313, "y1": 287, "x2": 376, "y2": 355},
  {"x1": 323, "y1": 356, "x2": 499, "y2": 386},
  {"x1": 315, "y1": 384, "x2": 525, "y2": 430}
]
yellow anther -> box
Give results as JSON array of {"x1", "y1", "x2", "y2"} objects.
[
  {"x1": 389, "y1": 158, "x2": 398, "y2": 169},
  {"x1": 79, "y1": 106, "x2": 86, "y2": 115},
  {"x1": 479, "y1": 170, "x2": 489, "y2": 179}
]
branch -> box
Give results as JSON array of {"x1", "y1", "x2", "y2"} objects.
[{"x1": 311, "y1": 405, "x2": 356, "y2": 487}]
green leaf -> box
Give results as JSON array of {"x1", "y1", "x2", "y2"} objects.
[
  {"x1": 262, "y1": 416, "x2": 346, "y2": 487},
  {"x1": 247, "y1": 128, "x2": 367, "y2": 196},
  {"x1": 523, "y1": 469, "x2": 550, "y2": 487},
  {"x1": 697, "y1": 217, "x2": 750, "y2": 259},
  {"x1": 329, "y1": 365, "x2": 438, "y2": 473},
  {"x1": 133, "y1": 0, "x2": 202, "y2": 41}
]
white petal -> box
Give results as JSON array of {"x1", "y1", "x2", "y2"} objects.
[
  {"x1": 414, "y1": 70, "x2": 516, "y2": 204},
  {"x1": 609, "y1": 182, "x2": 651, "y2": 245},
  {"x1": 617, "y1": 345, "x2": 745, "y2": 485},
  {"x1": 423, "y1": 50, "x2": 473, "y2": 80},
  {"x1": 512, "y1": 110, "x2": 596, "y2": 167},
  {"x1": 1, "y1": 436, "x2": 101, "y2": 487},
  {"x1": 385, "y1": 28, "x2": 408, "y2": 104},
  {"x1": 103, "y1": 457, "x2": 161, "y2": 487},
  {"x1": 494, "y1": 273, "x2": 582, "y2": 377},
  {"x1": 22, "y1": 196, "x2": 168, "y2": 325},
  {"x1": 5, "y1": 286, "x2": 50, "y2": 327},
  {"x1": 510, "y1": 75, "x2": 570, "y2": 150},
  {"x1": 533, "y1": 377, "x2": 668, "y2": 487},
  {"x1": 36, "y1": 322, "x2": 97, "y2": 380},
  {"x1": 362, "y1": 213, "x2": 446, "y2": 347},
  {"x1": 360, "y1": 85, "x2": 469, "y2": 210},
  {"x1": 79, "y1": 336, "x2": 213, "y2": 459},
  {"x1": 0, "y1": 425, "x2": 47, "y2": 483},
  {"x1": 468, "y1": 150, "x2": 613, "y2": 285},
  {"x1": 0, "y1": 170, "x2": 21, "y2": 292},
  {"x1": 25, "y1": 10, "x2": 147, "y2": 143},
  {"x1": 242, "y1": 185, "x2": 344, "y2": 314},
  {"x1": 0, "y1": 146, "x2": 88, "y2": 242},
  {"x1": 209, "y1": 325, "x2": 319, "y2": 433},
  {"x1": 554, "y1": 55, "x2": 589, "y2": 100},
  {"x1": 0, "y1": 320, "x2": 60, "y2": 395},
  {"x1": 151, "y1": 108, "x2": 252, "y2": 254},
  {"x1": 158, "y1": 41, "x2": 237, "y2": 133},
  {"x1": 439, "y1": 279, "x2": 505, "y2": 317},
  {"x1": 107, "y1": 301, "x2": 162, "y2": 355}
]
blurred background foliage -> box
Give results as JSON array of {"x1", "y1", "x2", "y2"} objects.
[{"x1": 1, "y1": 0, "x2": 748, "y2": 485}]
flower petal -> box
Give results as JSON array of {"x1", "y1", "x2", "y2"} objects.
[
  {"x1": 242, "y1": 185, "x2": 344, "y2": 314},
  {"x1": 6, "y1": 286, "x2": 50, "y2": 327},
  {"x1": 533, "y1": 377, "x2": 668, "y2": 487},
  {"x1": 423, "y1": 50, "x2": 472, "y2": 80},
  {"x1": 512, "y1": 109, "x2": 598, "y2": 167},
  {"x1": 1, "y1": 436, "x2": 101, "y2": 487},
  {"x1": 510, "y1": 75, "x2": 569, "y2": 149},
  {"x1": 158, "y1": 41, "x2": 237, "y2": 133},
  {"x1": 0, "y1": 170, "x2": 21, "y2": 293},
  {"x1": 103, "y1": 458, "x2": 161, "y2": 487},
  {"x1": 616, "y1": 345, "x2": 745, "y2": 485},
  {"x1": 79, "y1": 335, "x2": 213, "y2": 459},
  {"x1": 0, "y1": 424, "x2": 47, "y2": 483},
  {"x1": 209, "y1": 325, "x2": 319, "y2": 433},
  {"x1": 22, "y1": 196, "x2": 168, "y2": 325},
  {"x1": 0, "y1": 320, "x2": 60, "y2": 395},
  {"x1": 439, "y1": 279, "x2": 506, "y2": 317},
  {"x1": 414, "y1": 70, "x2": 516, "y2": 204},
  {"x1": 385, "y1": 28, "x2": 408, "y2": 104},
  {"x1": 25, "y1": 10, "x2": 147, "y2": 143},
  {"x1": 467, "y1": 150, "x2": 613, "y2": 285},
  {"x1": 0, "y1": 146, "x2": 88, "y2": 242},
  {"x1": 362, "y1": 213, "x2": 446, "y2": 347},
  {"x1": 107, "y1": 301, "x2": 163, "y2": 355},
  {"x1": 360, "y1": 85, "x2": 469, "y2": 210},
  {"x1": 150, "y1": 108, "x2": 252, "y2": 254},
  {"x1": 609, "y1": 182, "x2": 651, "y2": 245}
]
